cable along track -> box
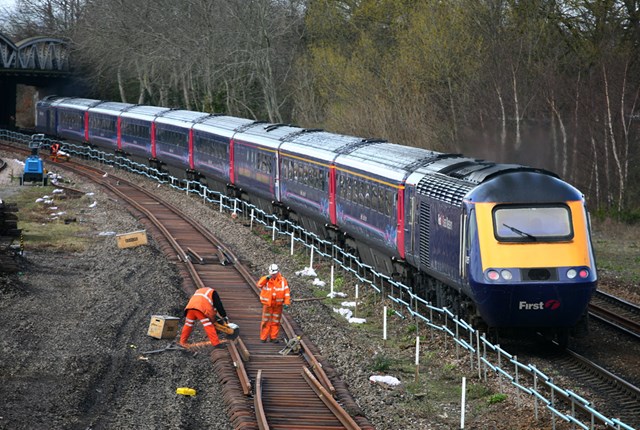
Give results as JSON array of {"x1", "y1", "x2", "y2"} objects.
[{"x1": 62, "y1": 161, "x2": 373, "y2": 430}]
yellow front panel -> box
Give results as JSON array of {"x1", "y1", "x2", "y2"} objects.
[{"x1": 475, "y1": 201, "x2": 592, "y2": 270}]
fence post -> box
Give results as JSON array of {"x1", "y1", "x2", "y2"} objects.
[
  {"x1": 415, "y1": 336, "x2": 420, "y2": 382},
  {"x1": 476, "y1": 331, "x2": 481, "y2": 379},
  {"x1": 383, "y1": 306, "x2": 387, "y2": 344},
  {"x1": 460, "y1": 376, "x2": 466, "y2": 429}
]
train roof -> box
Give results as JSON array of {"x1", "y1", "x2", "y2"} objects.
[
  {"x1": 119, "y1": 105, "x2": 171, "y2": 121},
  {"x1": 88, "y1": 101, "x2": 135, "y2": 115},
  {"x1": 335, "y1": 142, "x2": 446, "y2": 183},
  {"x1": 53, "y1": 97, "x2": 102, "y2": 110},
  {"x1": 233, "y1": 123, "x2": 301, "y2": 150},
  {"x1": 412, "y1": 161, "x2": 573, "y2": 207},
  {"x1": 155, "y1": 109, "x2": 211, "y2": 127},
  {"x1": 192, "y1": 115, "x2": 258, "y2": 138},
  {"x1": 36, "y1": 95, "x2": 66, "y2": 107},
  {"x1": 467, "y1": 170, "x2": 581, "y2": 203},
  {"x1": 280, "y1": 130, "x2": 378, "y2": 163}
]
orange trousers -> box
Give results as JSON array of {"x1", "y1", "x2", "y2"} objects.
[
  {"x1": 180, "y1": 309, "x2": 220, "y2": 346},
  {"x1": 260, "y1": 304, "x2": 283, "y2": 341}
]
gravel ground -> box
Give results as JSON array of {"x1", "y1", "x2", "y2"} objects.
[{"x1": 0, "y1": 154, "x2": 636, "y2": 430}]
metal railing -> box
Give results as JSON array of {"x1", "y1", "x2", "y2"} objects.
[{"x1": 1, "y1": 129, "x2": 635, "y2": 430}]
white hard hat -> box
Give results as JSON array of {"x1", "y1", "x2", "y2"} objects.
[{"x1": 268, "y1": 264, "x2": 279, "y2": 275}]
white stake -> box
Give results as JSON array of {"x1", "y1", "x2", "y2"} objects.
[
  {"x1": 383, "y1": 306, "x2": 387, "y2": 340},
  {"x1": 415, "y1": 335, "x2": 420, "y2": 381},
  {"x1": 272, "y1": 220, "x2": 276, "y2": 241},
  {"x1": 219, "y1": 194, "x2": 223, "y2": 213},
  {"x1": 290, "y1": 232, "x2": 294, "y2": 255},
  {"x1": 309, "y1": 247, "x2": 314, "y2": 270},
  {"x1": 460, "y1": 377, "x2": 466, "y2": 429},
  {"x1": 250, "y1": 208, "x2": 254, "y2": 230},
  {"x1": 354, "y1": 284, "x2": 359, "y2": 318},
  {"x1": 330, "y1": 265, "x2": 334, "y2": 296}
]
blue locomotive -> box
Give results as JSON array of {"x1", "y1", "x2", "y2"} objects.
[{"x1": 36, "y1": 96, "x2": 598, "y2": 345}]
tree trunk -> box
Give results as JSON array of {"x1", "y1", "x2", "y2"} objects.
[
  {"x1": 603, "y1": 65, "x2": 625, "y2": 211},
  {"x1": 117, "y1": 64, "x2": 127, "y2": 103}
]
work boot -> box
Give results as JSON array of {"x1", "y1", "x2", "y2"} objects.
[
  {"x1": 270, "y1": 338, "x2": 279, "y2": 343},
  {"x1": 260, "y1": 339, "x2": 267, "y2": 343}
]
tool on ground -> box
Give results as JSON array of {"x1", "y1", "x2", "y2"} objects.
[
  {"x1": 214, "y1": 316, "x2": 240, "y2": 340},
  {"x1": 176, "y1": 387, "x2": 197, "y2": 396},
  {"x1": 279, "y1": 336, "x2": 301, "y2": 355},
  {"x1": 141, "y1": 342, "x2": 191, "y2": 355}
]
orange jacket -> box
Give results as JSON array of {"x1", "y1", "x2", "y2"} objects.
[
  {"x1": 257, "y1": 273, "x2": 290, "y2": 307},
  {"x1": 184, "y1": 287, "x2": 221, "y2": 320}
]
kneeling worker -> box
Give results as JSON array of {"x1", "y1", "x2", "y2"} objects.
[{"x1": 180, "y1": 287, "x2": 228, "y2": 347}]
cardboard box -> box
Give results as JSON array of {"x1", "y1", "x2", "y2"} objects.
[
  {"x1": 147, "y1": 315, "x2": 180, "y2": 339},
  {"x1": 116, "y1": 230, "x2": 148, "y2": 249}
]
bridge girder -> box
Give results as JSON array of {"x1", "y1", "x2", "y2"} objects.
[{"x1": 1, "y1": 33, "x2": 70, "y2": 72}]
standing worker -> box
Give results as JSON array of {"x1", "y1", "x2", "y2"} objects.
[
  {"x1": 50, "y1": 142, "x2": 60, "y2": 161},
  {"x1": 257, "y1": 264, "x2": 291, "y2": 343},
  {"x1": 180, "y1": 287, "x2": 228, "y2": 347}
]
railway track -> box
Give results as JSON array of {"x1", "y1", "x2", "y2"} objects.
[
  {"x1": 540, "y1": 348, "x2": 640, "y2": 428},
  {"x1": 52, "y1": 159, "x2": 374, "y2": 429},
  {"x1": 589, "y1": 290, "x2": 640, "y2": 340}
]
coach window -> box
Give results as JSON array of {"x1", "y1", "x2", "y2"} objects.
[
  {"x1": 345, "y1": 176, "x2": 352, "y2": 201},
  {"x1": 386, "y1": 190, "x2": 394, "y2": 216},
  {"x1": 372, "y1": 188, "x2": 380, "y2": 213}
]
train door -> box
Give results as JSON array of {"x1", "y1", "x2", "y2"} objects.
[
  {"x1": 460, "y1": 206, "x2": 476, "y2": 284},
  {"x1": 274, "y1": 149, "x2": 280, "y2": 202}
]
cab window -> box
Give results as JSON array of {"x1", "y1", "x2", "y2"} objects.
[{"x1": 493, "y1": 205, "x2": 573, "y2": 242}]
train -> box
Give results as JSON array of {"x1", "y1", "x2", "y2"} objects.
[{"x1": 35, "y1": 96, "x2": 598, "y2": 345}]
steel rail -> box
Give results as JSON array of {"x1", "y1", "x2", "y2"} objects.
[
  {"x1": 301, "y1": 367, "x2": 361, "y2": 430},
  {"x1": 254, "y1": 370, "x2": 269, "y2": 430},
  {"x1": 228, "y1": 340, "x2": 252, "y2": 395}
]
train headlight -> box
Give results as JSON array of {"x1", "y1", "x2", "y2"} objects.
[
  {"x1": 486, "y1": 270, "x2": 500, "y2": 281},
  {"x1": 567, "y1": 269, "x2": 577, "y2": 279},
  {"x1": 578, "y1": 269, "x2": 589, "y2": 278},
  {"x1": 500, "y1": 270, "x2": 513, "y2": 280}
]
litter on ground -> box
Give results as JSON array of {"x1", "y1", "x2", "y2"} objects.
[{"x1": 369, "y1": 375, "x2": 401, "y2": 386}]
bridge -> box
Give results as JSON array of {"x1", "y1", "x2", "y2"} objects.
[{"x1": 0, "y1": 32, "x2": 73, "y2": 129}]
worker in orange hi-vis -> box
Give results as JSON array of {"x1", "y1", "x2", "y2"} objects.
[
  {"x1": 257, "y1": 264, "x2": 291, "y2": 343},
  {"x1": 50, "y1": 142, "x2": 60, "y2": 162},
  {"x1": 179, "y1": 287, "x2": 228, "y2": 347}
]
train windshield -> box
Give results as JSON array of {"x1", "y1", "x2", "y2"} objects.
[{"x1": 492, "y1": 205, "x2": 573, "y2": 242}]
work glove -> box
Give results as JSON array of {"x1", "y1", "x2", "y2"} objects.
[
  {"x1": 283, "y1": 305, "x2": 290, "y2": 311},
  {"x1": 223, "y1": 316, "x2": 229, "y2": 323},
  {"x1": 265, "y1": 276, "x2": 271, "y2": 281}
]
